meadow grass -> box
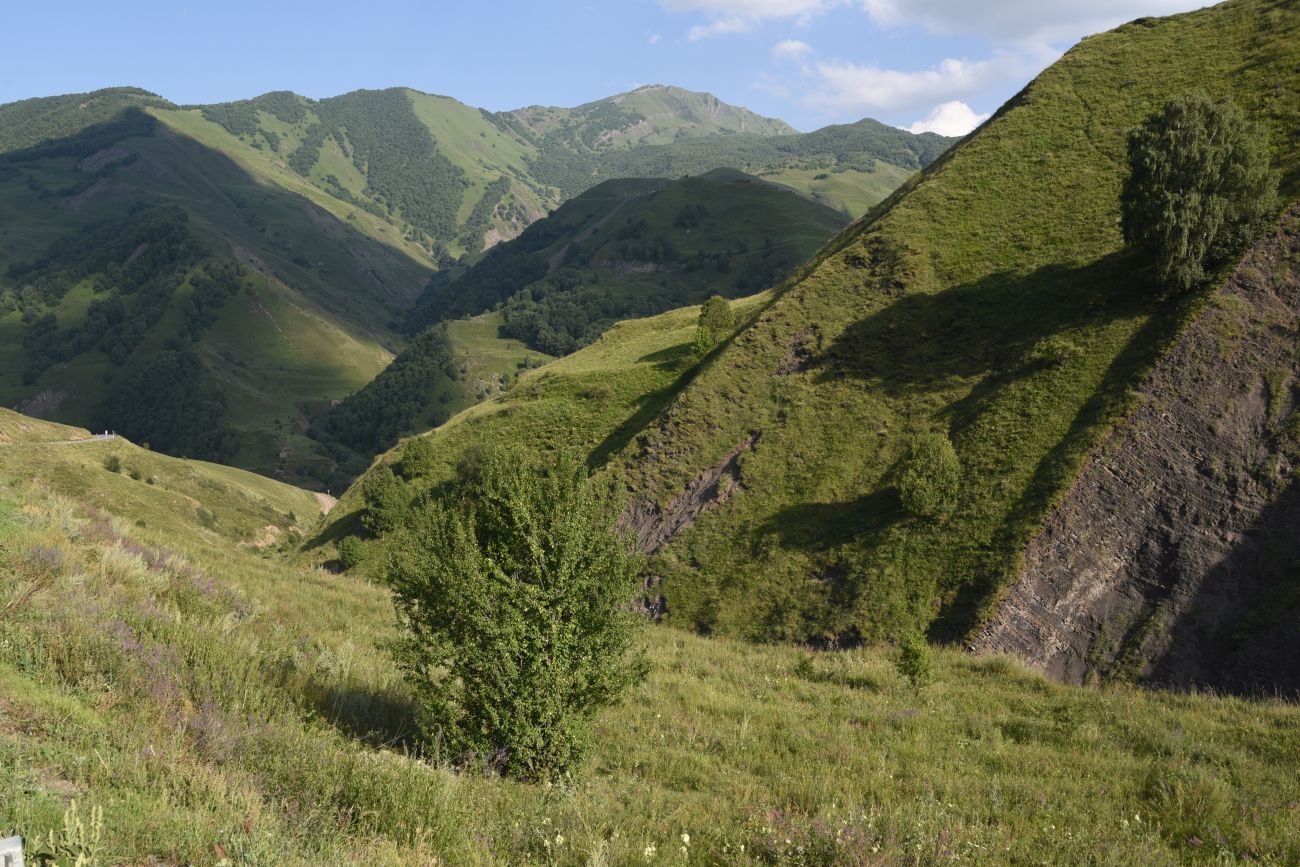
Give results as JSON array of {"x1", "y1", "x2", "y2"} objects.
[{"x1": 2, "y1": 473, "x2": 1297, "y2": 865}]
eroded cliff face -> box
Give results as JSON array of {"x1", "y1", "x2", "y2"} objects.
[{"x1": 971, "y1": 207, "x2": 1300, "y2": 697}]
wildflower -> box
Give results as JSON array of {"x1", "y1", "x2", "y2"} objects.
[
  {"x1": 681, "y1": 832, "x2": 690, "y2": 846},
  {"x1": 643, "y1": 842, "x2": 657, "y2": 860}
]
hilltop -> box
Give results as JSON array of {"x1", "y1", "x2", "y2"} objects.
[{"x1": 335, "y1": 0, "x2": 1300, "y2": 693}]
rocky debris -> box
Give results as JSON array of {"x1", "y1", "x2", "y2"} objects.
[
  {"x1": 622, "y1": 433, "x2": 759, "y2": 553},
  {"x1": 971, "y1": 207, "x2": 1300, "y2": 697},
  {"x1": 777, "y1": 326, "x2": 818, "y2": 375}
]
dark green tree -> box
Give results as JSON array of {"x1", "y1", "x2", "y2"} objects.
[
  {"x1": 361, "y1": 465, "x2": 410, "y2": 535},
  {"x1": 693, "y1": 295, "x2": 735, "y2": 354},
  {"x1": 897, "y1": 433, "x2": 961, "y2": 520},
  {"x1": 1121, "y1": 94, "x2": 1278, "y2": 290},
  {"x1": 384, "y1": 449, "x2": 645, "y2": 781}
]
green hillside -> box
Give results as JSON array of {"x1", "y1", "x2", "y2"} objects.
[
  {"x1": 609, "y1": 0, "x2": 1300, "y2": 648},
  {"x1": 306, "y1": 170, "x2": 847, "y2": 488},
  {"x1": 4, "y1": 331, "x2": 1297, "y2": 866},
  {"x1": 340, "y1": 0, "x2": 1300, "y2": 655},
  {"x1": 0, "y1": 84, "x2": 945, "y2": 490},
  {"x1": 413, "y1": 169, "x2": 851, "y2": 350}
]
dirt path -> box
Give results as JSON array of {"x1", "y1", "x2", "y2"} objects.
[
  {"x1": 314, "y1": 492, "x2": 337, "y2": 514},
  {"x1": 0, "y1": 434, "x2": 116, "y2": 447},
  {"x1": 546, "y1": 193, "x2": 643, "y2": 275}
]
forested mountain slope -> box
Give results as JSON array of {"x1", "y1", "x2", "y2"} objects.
[
  {"x1": 0, "y1": 95, "x2": 423, "y2": 484},
  {"x1": 310, "y1": 170, "x2": 848, "y2": 486},
  {"x1": 337, "y1": 0, "x2": 1300, "y2": 692}
]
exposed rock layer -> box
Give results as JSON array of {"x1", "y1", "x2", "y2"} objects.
[{"x1": 971, "y1": 208, "x2": 1300, "y2": 697}]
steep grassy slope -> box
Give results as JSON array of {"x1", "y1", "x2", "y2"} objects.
[
  {"x1": 604, "y1": 0, "x2": 1300, "y2": 648},
  {"x1": 3, "y1": 445, "x2": 1298, "y2": 864},
  {"x1": 345, "y1": 0, "x2": 1300, "y2": 659},
  {"x1": 972, "y1": 206, "x2": 1300, "y2": 695}
]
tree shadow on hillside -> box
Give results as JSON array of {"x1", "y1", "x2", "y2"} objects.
[
  {"x1": 584, "y1": 343, "x2": 706, "y2": 470},
  {"x1": 814, "y1": 252, "x2": 1147, "y2": 399},
  {"x1": 928, "y1": 292, "x2": 1195, "y2": 643},
  {"x1": 757, "y1": 489, "x2": 901, "y2": 552}
]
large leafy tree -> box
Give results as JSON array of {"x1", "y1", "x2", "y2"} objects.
[
  {"x1": 1121, "y1": 94, "x2": 1278, "y2": 290},
  {"x1": 384, "y1": 449, "x2": 645, "y2": 781}
]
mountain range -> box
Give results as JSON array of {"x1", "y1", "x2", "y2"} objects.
[
  {"x1": 2, "y1": 1, "x2": 1299, "y2": 861},
  {"x1": 0, "y1": 84, "x2": 952, "y2": 483}
]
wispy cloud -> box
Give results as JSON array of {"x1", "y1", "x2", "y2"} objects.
[
  {"x1": 861, "y1": 0, "x2": 1207, "y2": 47},
  {"x1": 648, "y1": 33, "x2": 663, "y2": 45},
  {"x1": 771, "y1": 39, "x2": 812, "y2": 62},
  {"x1": 659, "y1": 0, "x2": 841, "y2": 39},
  {"x1": 804, "y1": 50, "x2": 1034, "y2": 116}
]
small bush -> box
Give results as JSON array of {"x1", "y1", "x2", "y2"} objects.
[
  {"x1": 400, "y1": 436, "x2": 438, "y2": 481},
  {"x1": 897, "y1": 433, "x2": 961, "y2": 519},
  {"x1": 692, "y1": 295, "x2": 735, "y2": 355},
  {"x1": 361, "y1": 465, "x2": 410, "y2": 535},
  {"x1": 385, "y1": 448, "x2": 646, "y2": 781},
  {"x1": 895, "y1": 632, "x2": 933, "y2": 688},
  {"x1": 102, "y1": 455, "x2": 122, "y2": 473},
  {"x1": 337, "y1": 536, "x2": 364, "y2": 570}
]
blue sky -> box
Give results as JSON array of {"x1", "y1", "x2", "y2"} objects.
[{"x1": 2, "y1": 0, "x2": 1208, "y2": 134}]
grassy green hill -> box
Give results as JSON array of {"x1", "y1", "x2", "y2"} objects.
[
  {"x1": 305, "y1": 170, "x2": 847, "y2": 488},
  {"x1": 337, "y1": 0, "x2": 1300, "y2": 658},
  {"x1": 3, "y1": 353, "x2": 1297, "y2": 866}
]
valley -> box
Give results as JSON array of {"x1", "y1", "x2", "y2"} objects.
[{"x1": 1, "y1": 0, "x2": 1298, "y2": 863}]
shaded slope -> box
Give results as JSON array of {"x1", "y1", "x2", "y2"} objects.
[
  {"x1": 971, "y1": 207, "x2": 1300, "y2": 697},
  {"x1": 411, "y1": 169, "x2": 850, "y2": 346},
  {"x1": 0, "y1": 105, "x2": 420, "y2": 484},
  {"x1": 606, "y1": 0, "x2": 1300, "y2": 645}
]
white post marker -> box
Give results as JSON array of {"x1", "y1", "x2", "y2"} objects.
[{"x1": 0, "y1": 835, "x2": 23, "y2": 867}]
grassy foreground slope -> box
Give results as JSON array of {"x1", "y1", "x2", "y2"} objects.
[
  {"x1": 2, "y1": 424, "x2": 1297, "y2": 864},
  {"x1": 612, "y1": 0, "x2": 1300, "y2": 645}
]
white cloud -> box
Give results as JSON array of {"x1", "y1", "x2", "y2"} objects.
[
  {"x1": 659, "y1": 0, "x2": 841, "y2": 39},
  {"x1": 860, "y1": 0, "x2": 1208, "y2": 46},
  {"x1": 648, "y1": 33, "x2": 663, "y2": 45},
  {"x1": 772, "y1": 39, "x2": 813, "y2": 61},
  {"x1": 805, "y1": 50, "x2": 1032, "y2": 115},
  {"x1": 906, "y1": 100, "x2": 988, "y2": 135}
]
